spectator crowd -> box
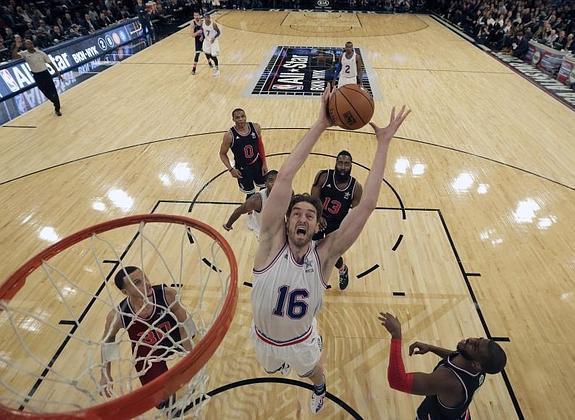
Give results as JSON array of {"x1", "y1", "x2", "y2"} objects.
[
  {"x1": 0, "y1": 0, "x2": 206, "y2": 62},
  {"x1": 248, "y1": 0, "x2": 424, "y2": 12},
  {"x1": 431, "y1": 0, "x2": 575, "y2": 57},
  {"x1": 7, "y1": 0, "x2": 572, "y2": 65},
  {"x1": 0, "y1": 0, "x2": 139, "y2": 62},
  {"x1": 0, "y1": 0, "x2": 427, "y2": 63}
]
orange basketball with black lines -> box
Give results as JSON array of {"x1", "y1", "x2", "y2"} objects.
[{"x1": 328, "y1": 85, "x2": 375, "y2": 130}]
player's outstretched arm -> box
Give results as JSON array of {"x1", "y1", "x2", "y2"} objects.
[
  {"x1": 256, "y1": 87, "x2": 332, "y2": 257},
  {"x1": 321, "y1": 106, "x2": 411, "y2": 262},
  {"x1": 378, "y1": 312, "x2": 460, "y2": 397},
  {"x1": 99, "y1": 310, "x2": 122, "y2": 397},
  {"x1": 223, "y1": 194, "x2": 262, "y2": 231},
  {"x1": 409, "y1": 341, "x2": 454, "y2": 359},
  {"x1": 165, "y1": 287, "x2": 194, "y2": 352}
]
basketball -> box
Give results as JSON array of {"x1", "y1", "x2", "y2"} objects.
[{"x1": 328, "y1": 85, "x2": 375, "y2": 130}]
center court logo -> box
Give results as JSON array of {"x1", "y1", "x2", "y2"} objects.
[{"x1": 252, "y1": 46, "x2": 373, "y2": 97}]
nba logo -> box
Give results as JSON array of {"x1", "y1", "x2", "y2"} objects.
[
  {"x1": 272, "y1": 84, "x2": 303, "y2": 90},
  {"x1": 1, "y1": 69, "x2": 19, "y2": 93},
  {"x1": 343, "y1": 111, "x2": 356, "y2": 126}
]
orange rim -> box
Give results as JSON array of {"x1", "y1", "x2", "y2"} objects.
[{"x1": 0, "y1": 214, "x2": 238, "y2": 419}]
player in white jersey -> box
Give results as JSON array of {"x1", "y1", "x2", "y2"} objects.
[
  {"x1": 338, "y1": 41, "x2": 363, "y2": 87},
  {"x1": 202, "y1": 14, "x2": 221, "y2": 76},
  {"x1": 251, "y1": 85, "x2": 411, "y2": 414},
  {"x1": 223, "y1": 170, "x2": 277, "y2": 240}
]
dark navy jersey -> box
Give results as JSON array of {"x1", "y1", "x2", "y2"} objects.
[
  {"x1": 192, "y1": 20, "x2": 203, "y2": 41},
  {"x1": 118, "y1": 284, "x2": 181, "y2": 361},
  {"x1": 230, "y1": 122, "x2": 260, "y2": 168},
  {"x1": 319, "y1": 169, "x2": 357, "y2": 230},
  {"x1": 416, "y1": 353, "x2": 486, "y2": 420}
]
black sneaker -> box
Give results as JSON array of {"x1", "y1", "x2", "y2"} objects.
[
  {"x1": 55, "y1": 110, "x2": 62, "y2": 116},
  {"x1": 338, "y1": 265, "x2": 349, "y2": 290}
]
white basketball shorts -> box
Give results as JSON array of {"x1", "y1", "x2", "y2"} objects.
[
  {"x1": 251, "y1": 319, "x2": 322, "y2": 377},
  {"x1": 203, "y1": 39, "x2": 220, "y2": 57},
  {"x1": 338, "y1": 76, "x2": 357, "y2": 87}
]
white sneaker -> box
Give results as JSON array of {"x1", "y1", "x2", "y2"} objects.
[
  {"x1": 213, "y1": 69, "x2": 220, "y2": 77},
  {"x1": 310, "y1": 391, "x2": 326, "y2": 414}
]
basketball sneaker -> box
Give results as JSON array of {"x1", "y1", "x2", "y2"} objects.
[
  {"x1": 338, "y1": 265, "x2": 349, "y2": 290},
  {"x1": 310, "y1": 390, "x2": 326, "y2": 414},
  {"x1": 213, "y1": 68, "x2": 220, "y2": 77}
]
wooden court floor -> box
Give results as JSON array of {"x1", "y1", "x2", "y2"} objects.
[{"x1": 0, "y1": 11, "x2": 574, "y2": 419}]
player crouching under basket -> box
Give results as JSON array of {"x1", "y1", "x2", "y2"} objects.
[{"x1": 99, "y1": 266, "x2": 197, "y2": 411}]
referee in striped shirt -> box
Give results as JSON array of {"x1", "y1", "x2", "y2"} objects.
[{"x1": 12, "y1": 36, "x2": 63, "y2": 116}]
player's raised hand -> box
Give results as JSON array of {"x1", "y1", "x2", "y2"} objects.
[
  {"x1": 369, "y1": 106, "x2": 411, "y2": 145},
  {"x1": 378, "y1": 312, "x2": 402, "y2": 339},
  {"x1": 409, "y1": 341, "x2": 431, "y2": 356},
  {"x1": 316, "y1": 83, "x2": 334, "y2": 129}
]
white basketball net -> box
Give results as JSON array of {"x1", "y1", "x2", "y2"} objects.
[{"x1": 0, "y1": 219, "x2": 232, "y2": 418}]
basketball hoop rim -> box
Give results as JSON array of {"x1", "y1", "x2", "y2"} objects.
[{"x1": 0, "y1": 214, "x2": 239, "y2": 419}]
